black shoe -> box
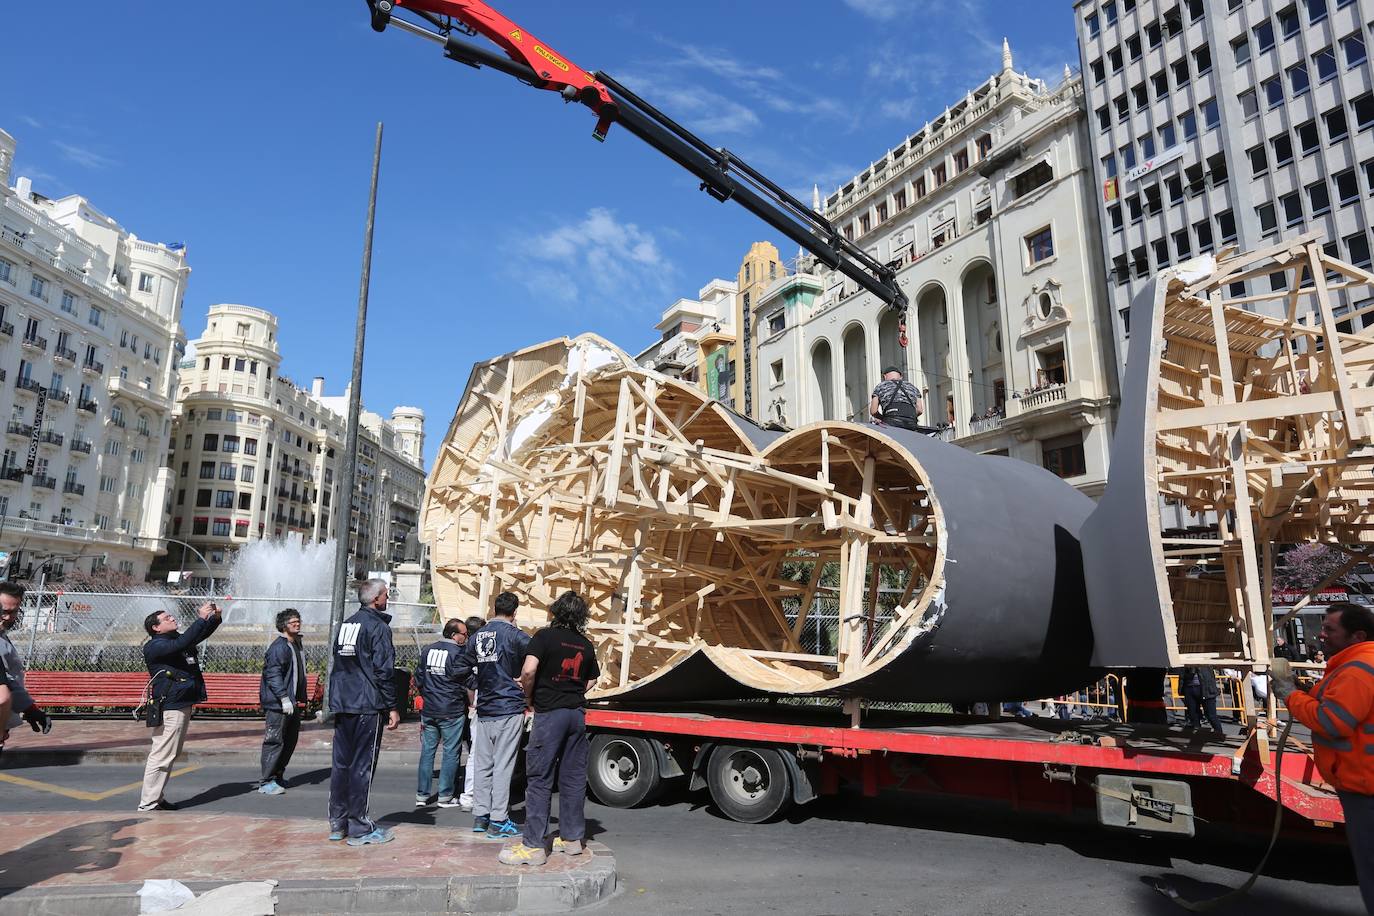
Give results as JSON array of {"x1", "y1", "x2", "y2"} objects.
[{"x1": 155, "y1": 799, "x2": 179, "y2": 810}]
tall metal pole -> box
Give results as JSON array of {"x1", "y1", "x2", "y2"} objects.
[{"x1": 325, "y1": 123, "x2": 383, "y2": 706}]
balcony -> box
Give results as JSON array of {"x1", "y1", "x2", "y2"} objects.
[
  {"x1": 968, "y1": 415, "x2": 1005, "y2": 436},
  {"x1": 38, "y1": 430, "x2": 64, "y2": 447},
  {"x1": 77, "y1": 398, "x2": 98, "y2": 414},
  {"x1": 20, "y1": 333, "x2": 47, "y2": 352},
  {"x1": 106, "y1": 376, "x2": 171, "y2": 411},
  {"x1": 45, "y1": 387, "x2": 71, "y2": 405},
  {"x1": 6, "y1": 421, "x2": 33, "y2": 439},
  {"x1": 14, "y1": 376, "x2": 43, "y2": 396},
  {"x1": 0, "y1": 320, "x2": 12, "y2": 337},
  {"x1": 53, "y1": 346, "x2": 77, "y2": 365},
  {"x1": 81, "y1": 359, "x2": 104, "y2": 376},
  {"x1": 32, "y1": 475, "x2": 57, "y2": 490},
  {"x1": 69, "y1": 439, "x2": 93, "y2": 455},
  {"x1": 62, "y1": 481, "x2": 85, "y2": 496},
  {"x1": 0, "y1": 467, "x2": 24, "y2": 482}
]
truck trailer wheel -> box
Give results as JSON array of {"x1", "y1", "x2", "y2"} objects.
[
  {"x1": 707, "y1": 745, "x2": 792, "y2": 823},
  {"x1": 588, "y1": 734, "x2": 662, "y2": 808}
]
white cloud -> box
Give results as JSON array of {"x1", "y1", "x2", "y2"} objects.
[
  {"x1": 514, "y1": 207, "x2": 676, "y2": 312},
  {"x1": 53, "y1": 141, "x2": 116, "y2": 170},
  {"x1": 20, "y1": 115, "x2": 42, "y2": 129},
  {"x1": 615, "y1": 72, "x2": 760, "y2": 135},
  {"x1": 841, "y1": 0, "x2": 980, "y2": 21}
]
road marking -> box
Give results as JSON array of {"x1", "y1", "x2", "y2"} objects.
[{"x1": 0, "y1": 764, "x2": 203, "y2": 801}]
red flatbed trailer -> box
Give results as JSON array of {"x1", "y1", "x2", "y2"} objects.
[{"x1": 583, "y1": 703, "x2": 1344, "y2": 839}]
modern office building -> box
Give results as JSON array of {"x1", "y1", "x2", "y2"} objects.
[
  {"x1": 1074, "y1": 0, "x2": 1374, "y2": 346},
  {"x1": 636, "y1": 277, "x2": 739, "y2": 404},
  {"x1": 0, "y1": 127, "x2": 190, "y2": 581},
  {"x1": 752, "y1": 45, "x2": 1121, "y2": 495}
]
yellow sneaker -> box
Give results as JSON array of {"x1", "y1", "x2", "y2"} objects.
[
  {"x1": 497, "y1": 842, "x2": 548, "y2": 867},
  {"x1": 552, "y1": 837, "x2": 585, "y2": 857}
]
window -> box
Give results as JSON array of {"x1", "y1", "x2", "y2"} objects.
[
  {"x1": 1086, "y1": 11, "x2": 1099, "y2": 35},
  {"x1": 206, "y1": 408, "x2": 222, "y2": 420},
  {"x1": 1278, "y1": 4, "x2": 1300, "y2": 37},
  {"x1": 1326, "y1": 106, "x2": 1349, "y2": 141},
  {"x1": 1174, "y1": 228, "x2": 1192, "y2": 259},
  {"x1": 131, "y1": 447, "x2": 145, "y2": 464},
  {"x1": 1122, "y1": 145, "x2": 1138, "y2": 170},
  {"x1": 1102, "y1": 155, "x2": 1117, "y2": 178},
  {"x1": 1109, "y1": 205, "x2": 1124, "y2": 231},
  {"x1": 1255, "y1": 20, "x2": 1275, "y2": 51},
  {"x1": 240, "y1": 464, "x2": 255, "y2": 483},
  {"x1": 192, "y1": 517, "x2": 208, "y2": 536},
  {"x1": 211, "y1": 519, "x2": 231, "y2": 537},
  {"x1": 1116, "y1": 94, "x2": 1130, "y2": 122},
  {"x1": 1042, "y1": 432, "x2": 1087, "y2": 479},
  {"x1": 1180, "y1": 111, "x2": 1197, "y2": 139},
  {"x1": 1104, "y1": 1, "x2": 1117, "y2": 24},
  {"x1": 138, "y1": 272, "x2": 153, "y2": 292},
  {"x1": 1127, "y1": 35, "x2": 1142, "y2": 59},
  {"x1": 29, "y1": 276, "x2": 48, "y2": 301},
  {"x1": 1127, "y1": 195, "x2": 1143, "y2": 222},
  {"x1": 1258, "y1": 202, "x2": 1278, "y2": 233},
  {"x1": 1240, "y1": 89, "x2": 1259, "y2": 118},
  {"x1": 1012, "y1": 161, "x2": 1054, "y2": 198},
  {"x1": 1144, "y1": 184, "x2": 1162, "y2": 214},
  {"x1": 1217, "y1": 209, "x2": 1237, "y2": 243},
  {"x1": 954, "y1": 150, "x2": 968, "y2": 174},
  {"x1": 1305, "y1": 0, "x2": 1327, "y2": 19},
  {"x1": 1355, "y1": 93, "x2": 1374, "y2": 131},
  {"x1": 1172, "y1": 58, "x2": 1189, "y2": 85},
  {"x1": 0, "y1": 259, "x2": 11, "y2": 284},
  {"x1": 933, "y1": 163, "x2": 946, "y2": 185},
  {"x1": 215, "y1": 490, "x2": 233, "y2": 509},
  {"x1": 1194, "y1": 44, "x2": 1211, "y2": 74},
  {"x1": 1133, "y1": 246, "x2": 1150, "y2": 277},
  {"x1": 1347, "y1": 232, "x2": 1372, "y2": 269},
  {"x1": 1185, "y1": 0, "x2": 1202, "y2": 20},
  {"x1": 1280, "y1": 191, "x2": 1303, "y2": 226},
  {"x1": 1207, "y1": 152, "x2": 1228, "y2": 185},
  {"x1": 1335, "y1": 168, "x2": 1359, "y2": 205},
  {"x1": 1141, "y1": 135, "x2": 1156, "y2": 159},
  {"x1": 1297, "y1": 119, "x2": 1320, "y2": 154},
  {"x1": 1160, "y1": 123, "x2": 1177, "y2": 147},
  {"x1": 61, "y1": 290, "x2": 75, "y2": 314},
  {"x1": 1153, "y1": 238, "x2": 1171, "y2": 268},
  {"x1": 1166, "y1": 175, "x2": 1184, "y2": 204},
  {"x1": 767, "y1": 311, "x2": 785, "y2": 335},
  {"x1": 1233, "y1": 37, "x2": 1251, "y2": 63},
  {"x1": 219, "y1": 462, "x2": 236, "y2": 480},
  {"x1": 1109, "y1": 46, "x2": 1124, "y2": 72},
  {"x1": 1202, "y1": 98, "x2": 1219, "y2": 130},
  {"x1": 1249, "y1": 144, "x2": 1269, "y2": 176},
  {"x1": 1147, "y1": 20, "x2": 1162, "y2": 46},
  {"x1": 1153, "y1": 71, "x2": 1169, "y2": 99},
  {"x1": 1314, "y1": 46, "x2": 1336, "y2": 81},
  {"x1": 1343, "y1": 33, "x2": 1367, "y2": 67},
  {"x1": 1286, "y1": 66, "x2": 1309, "y2": 99},
  {"x1": 1025, "y1": 227, "x2": 1054, "y2": 265},
  {"x1": 244, "y1": 437, "x2": 258, "y2": 456},
  {"x1": 1308, "y1": 181, "x2": 1331, "y2": 215},
  {"x1": 199, "y1": 461, "x2": 215, "y2": 479},
  {"x1": 1273, "y1": 133, "x2": 1294, "y2": 165},
  {"x1": 1132, "y1": 83, "x2": 1149, "y2": 109},
  {"x1": 1097, "y1": 105, "x2": 1110, "y2": 131}
]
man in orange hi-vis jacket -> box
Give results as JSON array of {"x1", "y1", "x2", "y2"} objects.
[{"x1": 1275, "y1": 601, "x2": 1374, "y2": 914}]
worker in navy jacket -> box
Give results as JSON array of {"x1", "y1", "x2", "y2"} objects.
[
  {"x1": 413, "y1": 617, "x2": 471, "y2": 807},
  {"x1": 257, "y1": 608, "x2": 308, "y2": 796},
  {"x1": 457, "y1": 592, "x2": 530, "y2": 838},
  {"x1": 327, "y1": 579, "x2": 399, "y2": 846},
  {"x1": 139, "y1": 601, "x2": 222, "y2": 811}
]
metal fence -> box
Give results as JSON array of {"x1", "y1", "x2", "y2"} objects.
[{"x1": 9, "y1": 585, "x2": 441, "y2": 675}]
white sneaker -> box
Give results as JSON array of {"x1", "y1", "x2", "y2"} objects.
[
  {"x1": 437, "y1": 797, "x2": 462, "y2": 808},
  {"x1": 415, "y1": 793, "x2": 432, "y2": 808},
  {"x1": 458, "y1": 794, "x2": 473, "y2": 812}
]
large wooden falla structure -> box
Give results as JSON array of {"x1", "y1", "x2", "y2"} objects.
[{"x1": 421, "y1": 232, "x2": 1374, "y2": 711}]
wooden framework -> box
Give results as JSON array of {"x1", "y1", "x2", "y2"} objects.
[
  {"x1": 1112, "y1": 233, "x2": 1374, "y2": 672},
  {"x1": 420, "y1": 336, "x2": 947, "y2": 699}
]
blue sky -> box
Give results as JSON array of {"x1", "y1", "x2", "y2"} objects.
[{"x1": 2, "y1": 0, "x2": 1077, "y2": 468}]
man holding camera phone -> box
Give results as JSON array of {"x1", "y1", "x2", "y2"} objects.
[{"x1": 139, "y1": 601, "x2": 222, "y2": 811}]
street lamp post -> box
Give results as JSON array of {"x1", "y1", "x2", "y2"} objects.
[
  {"x1": 25, "y1": 552, "x2": 86, "y2": 657},
  {"x1": 135, "y1": 535, "x2": 216, "y2": 594}
]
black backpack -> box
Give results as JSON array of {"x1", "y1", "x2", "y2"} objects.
[{"x1": 879, "y1": 382, "x2": 921, "y2": 430}]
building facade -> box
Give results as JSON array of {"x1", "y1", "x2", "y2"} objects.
[
  {"x1": 0, "y1": 128, "x2": 190, "y2": 582},
  {"x1": 166, "y1": 305, "x2": 426, "y2": 585},
  {"x1": 1074, "y1": 0, "x2": 1374, "y2": 342},
  {"x1": 733, "y1": 242, "x2": 784, "y2": 416},
  {"x1": 636, "y1": 277, "x2": 738, "y2": 403},
  {"x1": 754, "y1": 46, "x2": 1121, "y2": 495}
]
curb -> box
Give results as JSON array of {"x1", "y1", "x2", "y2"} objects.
[{"x1": 0, "y1": 845, "x2": 617, "y2": 915}]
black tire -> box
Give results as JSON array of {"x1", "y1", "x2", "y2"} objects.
[
  {"x1": 587, "y1": 734, "x2": 663, "y2": 808},
  {"x1": 706, "y1": 745, "x2": 792, "y2": 824}
]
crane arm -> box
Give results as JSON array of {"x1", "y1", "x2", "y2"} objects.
[{"x1": 364, "y1": 0, "x2": 909, "y2": 336}]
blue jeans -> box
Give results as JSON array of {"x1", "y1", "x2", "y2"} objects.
[{"x1": 417, "y1": 714, "x2": 466, "y2": 799}]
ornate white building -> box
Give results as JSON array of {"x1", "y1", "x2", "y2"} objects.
[
  {"x1": 0, "y1": 127, "x2": 190, "y2": 581},
  {"x1": 755, "y1": 44, "x2": 1122, "y2": 495}
]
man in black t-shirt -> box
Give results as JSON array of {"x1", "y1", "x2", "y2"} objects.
[{"x1": 498, "y1": 590, "x2": 601, "y2": 867}]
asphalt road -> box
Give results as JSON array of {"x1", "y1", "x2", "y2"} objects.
[{"x1": 0, "y1": 758, "x2": 1364, "y2": 915}]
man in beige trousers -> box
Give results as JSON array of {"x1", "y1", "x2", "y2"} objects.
[{"x1": 139, "y1": 602, "x2": 221, "y2": 811}]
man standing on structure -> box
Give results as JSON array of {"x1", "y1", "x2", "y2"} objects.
[
  {"x1": 139, "y1": 601, "x2": 221, "y2": 811},
  {"x1": 257, "y1": 608, "x2": 308, "y2": 796},
  {"x1": 414, "y1": 617, "x2": 470, "y2": 808},
  {"x1": 500, "y1": 590, "x2": 600, "y2": 866},
  {"x1": 869, "y1": 367, "x2": 923, "y2": 431},
  {"x1": 459, "y1": 591, "x2": 529, "y2": 839},
  {"x1": 328, "y1": 579, "x2": 400, "y2": 846},
  {"x1": 1274, "y1": 601, "x2": 1374, "y2": 913}
]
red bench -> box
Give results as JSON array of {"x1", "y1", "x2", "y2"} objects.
[{"x1": 27, "y1": 671, "x2": 325, "y2": 716}]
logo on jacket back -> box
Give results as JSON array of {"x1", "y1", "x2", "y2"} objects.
[
  {"x1": 426, "y1": 648, "x2": 449, "y2": 676},
  {"x1": 475, "y1": 631, "x2": 498, "y2": 663},
  {"x1": 557, "y1": 652, "x2": 583, "y2": 681},
  {"x1": 338, "y1": 622, "x2": 361, "y2": 657}
]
